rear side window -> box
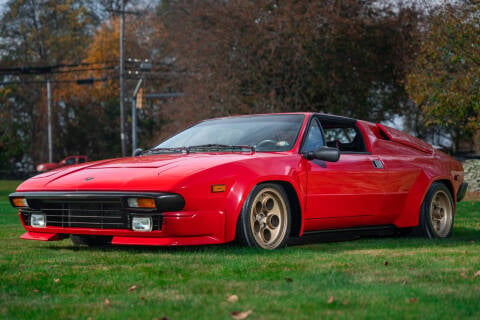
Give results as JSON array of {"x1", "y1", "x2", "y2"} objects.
[
  {"x1": 321, "y1": 121, "x2": 367, "y2": 153},
  {"x1": 65, "y1": 158, "x2": 76, "y2": 165}
]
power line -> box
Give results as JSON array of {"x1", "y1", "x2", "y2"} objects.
[
  {"x1": 0, "y1": 77, "x2": 111, "y2": 85},
  {"x1": 49, "y1": 66, "x2": 117, "y2": 74},
  {"x1": 0, "y1": 62, "x2": 117, "y2": 75}
]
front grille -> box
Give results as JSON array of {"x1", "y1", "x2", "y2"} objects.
[{"x1": 21, "y1": 198, "x2": 162, "y2": 230}]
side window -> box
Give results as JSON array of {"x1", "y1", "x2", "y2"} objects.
[
  {"x1": 78, "y1": 158, "x2": 86, "y2": 163},
  {"x1": 302, "y1": 119, "x2": 325, "y2": 152},
  {"x1": 321, "y1": 123, "x2": 366, "y2": 153},
  {"x1": 65, "y1": 158, "x2": 76, "y2": 165}
]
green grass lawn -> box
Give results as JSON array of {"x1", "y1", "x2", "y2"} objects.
[{"x1": 1, "y1": 180, "x2": 480, "y2": 319}]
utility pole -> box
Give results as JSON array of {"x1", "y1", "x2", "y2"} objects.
[
  {"x1": 47, "y1": 79, "x2": 53, "y2": 163},
  {"x1": 131, "y1": 78, "x2": 142, "y2": 153},
  {"x1": 119, "y1": 0, "x2": 127, "y2": 157},
  {"x1": 130, "y1": 60, "x2": 152, "y2": 154}
]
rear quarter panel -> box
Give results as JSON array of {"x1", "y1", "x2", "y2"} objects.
[{"x1": 359, "y1": 121, "x2": 463, "y2": 228}]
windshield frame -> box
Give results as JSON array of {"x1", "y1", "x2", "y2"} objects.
[{"x1": 152, "y1": 114, "x2": 306, "y2": 153}]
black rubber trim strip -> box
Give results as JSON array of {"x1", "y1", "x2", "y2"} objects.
[
  {"x1": 303, "y1": 224, "x2": 396, "y2": 236},
  {"x1": 457, "y1": 182, "x2": 468, "y2": 202},
  {"x1": 9, "y1": 191, "x2": 185, "y2": 212}
]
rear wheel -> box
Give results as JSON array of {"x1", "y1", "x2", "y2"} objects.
[
  {"x1": 236, "y1": 183, "x2": 291, "y2": 249},
  {"x1": 70, "y1": 235, "x2": 112, "y2": 247},
  {"x1": 417, "y1": 182, "x2": 454, "y2": 238}
]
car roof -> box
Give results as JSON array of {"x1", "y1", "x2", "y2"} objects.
[{"x1": 209, "y1": 112, "x2": 357, "y2": 123}]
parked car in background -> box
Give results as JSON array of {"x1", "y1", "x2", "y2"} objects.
[
  {"x1": 36, "y1": 155, "x2": 88, "y2": 173},
  {"x1": 10, "y1": 113, "x2": 467, "y2": 249}
]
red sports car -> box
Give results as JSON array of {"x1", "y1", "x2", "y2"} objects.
[
  {"x1": 36, "y1": 155, "x2": 88, "y2": 173},
  {"x1": 9, "y1": 113, "x2": 468, "y2": 249}
]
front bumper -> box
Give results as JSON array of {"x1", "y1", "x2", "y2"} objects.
[
  {"x1": 11, "y1": 191, "x2": 226, "y2": 246},
  {"x1": 19, "y1": 210, "x2": 226, "y2": 246}
]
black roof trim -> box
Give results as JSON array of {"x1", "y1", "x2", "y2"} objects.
[{"x1": 315, "y1": 113, "x2": 357, "y2": 125}]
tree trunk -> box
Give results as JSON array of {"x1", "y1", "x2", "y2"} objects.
[{"x1": 473, "y1": 127, "x2": 480, "y2": 156}]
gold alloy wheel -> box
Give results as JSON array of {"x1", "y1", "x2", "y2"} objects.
[
  {"x1": 249, "y1": 187, "x2": 288, "y2": 249},
  {"x1": 429, "y1": 189, "x2": 453, "y2": 237}
]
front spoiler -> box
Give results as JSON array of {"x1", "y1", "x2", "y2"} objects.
[
  {"x1": 20, "y1": 231, "x2": 224, "y2": 246},
  {"x1": 21, "y1": 232, "x2": 67, "y2": 241}
]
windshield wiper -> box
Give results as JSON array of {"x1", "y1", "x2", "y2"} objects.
[
  {"x1": 186, "y1": 144, "x2": 255, "y2": 152},
  {"x1": 141, "y1": 147, "x2": 188, "y2": 155},
  {"x1": 142, "y1": 144, "x2": 254, "y2": 155}
]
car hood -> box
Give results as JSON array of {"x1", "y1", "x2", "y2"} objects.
[{"x1": 17, "y1": 152, "x2": 281, "y2": 192}]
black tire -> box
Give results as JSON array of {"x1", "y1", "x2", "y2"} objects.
[
  {"x1": 70, "y1": 235, "x2": 112, "y2": 247},
  {"x1": 417, "y1": 182, "x2": 454, "y2": 239},
  {"x1": 236, "y1": 183, "x2": 291, "y2": 249}
]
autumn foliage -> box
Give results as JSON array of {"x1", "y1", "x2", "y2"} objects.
[
  {"x1": 0, "y1": 0, "x2": 478, "y2": 175},
  {"x1": 162, "y1": 0, "x2": 420, "y2": 126},
  {"x1": 407, "y1": 2, "x2": 480, "y2": 153}
]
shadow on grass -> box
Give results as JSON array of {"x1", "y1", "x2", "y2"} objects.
[{"x1": 42, "y1": 224, "x2": 480, "y2": 256}]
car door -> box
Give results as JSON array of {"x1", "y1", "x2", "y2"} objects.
[{"x1": 301, "y1": 116, "x2": 388, "y2": 231}]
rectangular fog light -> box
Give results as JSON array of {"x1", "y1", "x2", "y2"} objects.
[
  {"x1": 132, "y1": 216, "x2": 152, "y2": 232},
  {"x1": 31, "y1": 214, "x2": 46, "y2": 228}
]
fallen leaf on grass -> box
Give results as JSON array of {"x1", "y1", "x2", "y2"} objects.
[
  {"x1": 128, "y1": 285, "x2": 137, "y2": 292},
  {"x1": 230, "y1": 310, "x2": 253, "y2": 320},
  {"x1": 473, "y1": 271, "x2": 480, "y2": 277},
  {"x1": 33, "y1": 289, "x2": 39, "y2": 293},
  {"x1": 227, "y1": 295, "x2": 239, "y2": 303},
  {"x1": 53, "y1": 278, "x2": 60, "y2": 283},
  {"x1": 327, "y1": 296, "x2": 335, "y2": 304},
  {"x1": 409, "y1": 298, "x2": 418, "y2": 304},
  {"x1": 401, "y1": 280, "x2": 407, "y2": 285},
  {"x1": 104, "y1": 298, "x2": 111, "y2": 306},
  {"x1": 460, "y1": 272, "x2": 469, "y2": 279}
]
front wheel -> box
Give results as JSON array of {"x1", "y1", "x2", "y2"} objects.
[
  {"x1": 417, "y1": 182, "x2": 454, "y2": 238},
  {"x1": 236, "y1": 183, "x2": 291, "y2": 249}
]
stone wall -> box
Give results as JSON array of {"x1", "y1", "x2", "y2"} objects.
[{"x1": 463, "y1": 160, "x2": 480, "y2": 192}]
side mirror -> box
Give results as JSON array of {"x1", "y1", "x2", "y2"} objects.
[
  {"x1": 303, "y1": 146, "x2": 340, "y2": 162},
  {"x1": 133, "y1": 148, "x2": 143, "y2": 157}
]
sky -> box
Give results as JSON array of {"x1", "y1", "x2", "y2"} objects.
[{"x1": 0, "y1": 0, "x2": 6, "y2": 14}]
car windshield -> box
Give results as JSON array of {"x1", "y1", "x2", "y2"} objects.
[{"x1": 153, "y1": 114, "x2": 305, "y2": 152}]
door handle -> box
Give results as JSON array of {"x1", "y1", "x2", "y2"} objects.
[{"x1": 372, "y1": 160, "x2": 384, "y2": 169}]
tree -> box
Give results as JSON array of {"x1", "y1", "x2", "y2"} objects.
[
  {"x1": 406, "y1": 1, "x2": 480, "y2": 154},
  {"x1": 159, "y1": 0, "x2": 421, "y2": 133},
  {"x1": 52, "y1": 10, "x2": 173, "y2": 156},
  {"x1": 0, "y1": 0, "x2": 103, "y2": 174}
]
